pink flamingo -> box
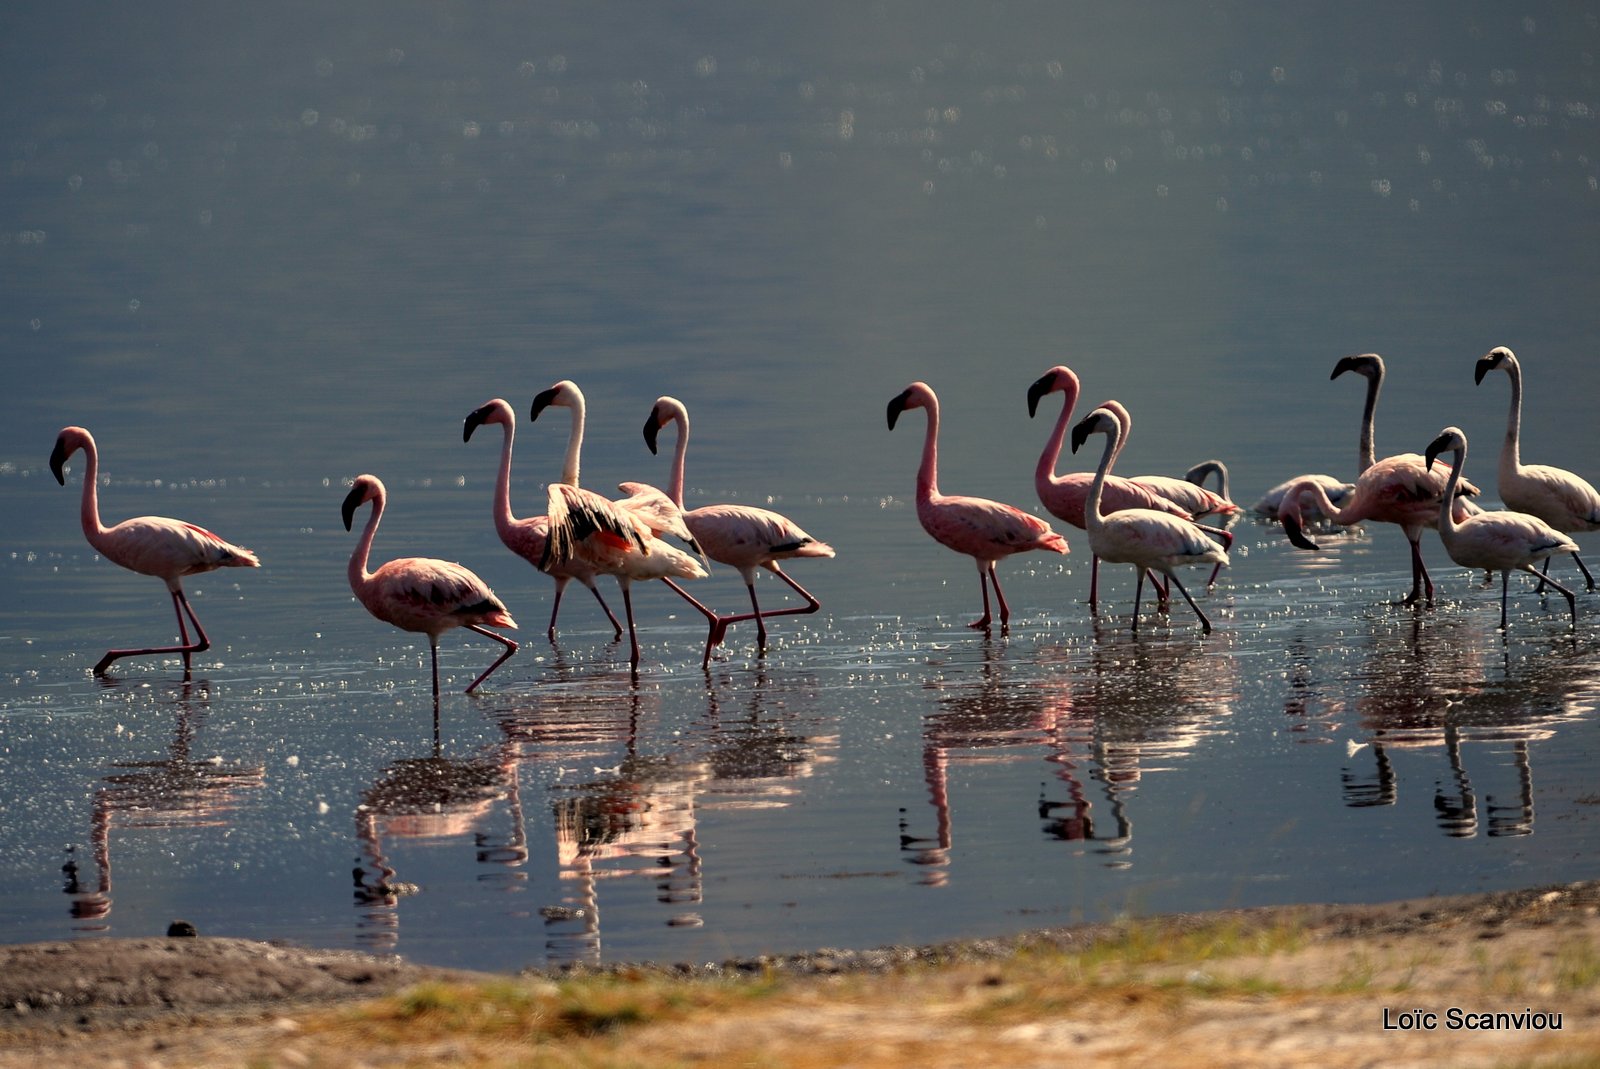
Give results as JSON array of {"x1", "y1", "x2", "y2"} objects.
[
  {"x1": 1026, "y1": 367, "x2": 1189, "y2": 608},
  {"x1": 342, "y1": 474, "x2": 519, "y2": 699},
  {"x1": 463, "y1": 398, "x2": 623, "y2": 641},
  {"x1": 644, "y1": 396, "x2": 835, "y2": 662},
  {"x1": 1096, "y1": 401, "x2": 1238, "y2": 521},
  {"x1": 1424, "y1": 427, "x2": 1578, "y2": 630},
  {"x1": 1475, "y1": 345, "x2": 1599, "y2": 590},
  {"x1": 50, "y1": 426, "x2": 260, "y2": 676},
  {"x1": 1069, "y1": 406, "x2": 1229, "y2": 633},
  {"x1": 1252, "y1": 474, "x2": 1355, "y2": 521},
  {"x1": 888, "y1": 381, "x2": 1069, "y2": 630},
  {"x1": 530, "y1": 382, "x2": 714, "y2": 671}
]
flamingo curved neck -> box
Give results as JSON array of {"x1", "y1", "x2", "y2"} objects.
[
  {"x1": 559, "y1": 395, "x2": 585, "y2": 487},
  {"x1": 1499, "y1": 360, "x2": 1524, "y2": 481},
  {"x1": 1356, "y1": 371, "x2": 1382, "y2": 474},
  {"x1": 1035, "y1": 385, "x2": 1079, "y2": 491},
  {"x1": 915, "y1": 401, "x2": 941, "y2": 501},
  {"x1": 666, "y1": 408, "x2": 689, "y2": 507},
  {"x1": 1436, "y1": 444, "x2": 1466, "y2": 540},
  {"x1": 75, "y1": 438, "x2": 112, "y2": 551},
  {"x1": 349, "y1": 496, "x2": 384, "y2": 590},
  {"x1": 491, "y1": 416, "x2": 521, "y2": 543},
  {"x1": 1085, "y1": 421, "x2": 1122, "y2": 531}
]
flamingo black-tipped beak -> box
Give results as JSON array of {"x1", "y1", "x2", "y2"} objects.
[
  {"x1": 463, "y1": 404, "x2": 491, "y2": 443},
  {"x1": 1026, "y1": 373, "x2": 1054, "y2": 418},
  {"x1": 49, "y1": 436, "x2": 68, "y2": 485},
  {"x1": 1068, "y1": 413, "x2": 1096, "y2": 454},
  {"x1": 529, "y1": 386, "x2": 561, "y2": 422},
  {"x1": 1330, "y1": 356, "x2": 1358, "y2": 380},
  {"x1": 1473, "y1": 356, "x2": 1494, "y2": 385},
  {"x1": 643, "y1": 410, "x2": 661, "y2": 455},
  {"x1": 886, "y1": 389, "x2": 911, "y2": 431},
  {"x1": 1282, "y1": 514, "x2": 1321, "y2": 551},
  {"x1": 1423, "y1": 433, "x2": 1450, "y2": 473},
  {"x1": 340, "y1": 484, "x2": 365, "y2": 532}
]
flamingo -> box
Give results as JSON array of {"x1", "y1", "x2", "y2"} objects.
[
  {"x1": 463, "y1": 398, "x2": 623, "y2": 641},
  {"x1": 1025, "y1": 366, "x2": 1189, "y2": 608},
  {"x1": 1068, "y1": 406, "x2": 1228, "y2": 633},
  {"x1": 1184, "y1": 460, "x2": 1232, "y2": 507},
  {"x1": 643, "y1": 396, "x2": 835, "y2": 662},
  {"x1": 49, "y1": 426, "x2": 260, "y2": 676},
  {"x1": 1252, "y1": 474, "x2": 1356, "y2": 521},
  {"x1": 1474, "y1": 345, "x2": 1599, "y2": 590},
  {"x1": 887, "y1": 381, "x2": 1069, "y2": 631},
  {"x1": 342, "y1": 474, "x2": 518, "y2": 699},
  {"x1": 1095, "y1": 401, "x2": 1238, "y2": 521},
  {"x1": 1423, "y1": 427, "x2": 1578, "y2": 630},
  {"x1": 530, "y1": 381, "x2": 714, "y2": 671}
]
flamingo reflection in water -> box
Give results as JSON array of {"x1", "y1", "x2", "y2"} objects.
[
  {"x1": 353, "y1": 723, "x2": 524, "y2": 949},
  {"x1": 64, "y1": 682, "x2": 265, "y2": 926}
]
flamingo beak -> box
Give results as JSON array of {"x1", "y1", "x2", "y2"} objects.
[
  {"x1": 1472, "y1": 356, "x2": 1494, "y2": 385},
  {"x1": 49, "y1": 436, "x2": 69, "y2": 485},
  {"x1": 1068, "y1": 414, "x2": 1096, "y2": 454},
  {"x1": 1026, "y1": 373, "x2": 1054, "y2": 418},
  {"x1": 1423, "y1": 433, "x2": 1448, "y2": 473},
  {"x1": 886, "y1": 390, "x2": 911, "y2": 431},
  {"x1": 1329, "y1": 355, "x2": 1359, "y2": 380},
  {"x1": 1282, "y1": 514, "x2": 1321, "y2": 551},
  {"x1": 340, "y1": 484, "x2": 365, "y2": 532},
  {"x1": 643, "y1": 410, "x2": 661, "y2": 455},
  {"x1": 529, "y1": 386, "x2": 561, "y2": 422},
  {"x1": 463, "y1": 405, "x2": 490, "y2": 443}
]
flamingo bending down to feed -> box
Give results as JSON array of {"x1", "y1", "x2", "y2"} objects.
[
  {"x1": 463, "y1": 398, "x2": 623, "y2": 641},
  {"x1": 342, "y1": 474, "x2": 519, "y2": 699},
  {"x1": 888, "y1": 381, "x2": 1069, "y2": 630},
  {"x1": 1025, "y1": 366, "x2": 1189, "y2": 609},
  {"x1": 643, "y1": 396, "x2": 835, "y2": 662},
  {"x1": 530, "y1": 381, "x2": 713, "y2": 671},
  {"x1": 1068, "y1": 406, "x2": 1228, "y2": 633},
  {"x1": 1423, "y1": 427, "x2": 1578, "y2": 631},
  {"x1": 50, "y1": 426, "x2": 260, "y2": 676},
  {"x1": 1252, "y1": 474, "x2": 1356, "y2": 522},
  {"x1": 1475, "y1": 345, "x2": 1599, "y2": 591}
]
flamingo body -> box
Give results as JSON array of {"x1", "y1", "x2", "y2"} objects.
[
  {"x1": 1253, "y1": 475, "x2": 1356, "y2": 520},
  {"x1": 890, "y1": 381, "x2": 1068, "y2": 630},
  {"x1": 342, "y1": 474, "x2": 518, "y2": 697},
  {"x1": 50, "y1": 426, "x2": 259, "y2": 676}
]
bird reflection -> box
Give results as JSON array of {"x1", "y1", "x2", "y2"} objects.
[
  {"x1": 700, "y1": 668, "x2": 836, "y2": 807},
  {"x1": 352, "y1": 715, "x2": 523, "y2": 949},
  {"x1": 63, "y1": 681, "x2": 265, "y2": 927}
]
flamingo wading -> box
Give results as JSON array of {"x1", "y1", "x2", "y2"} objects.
[
  {"x1": 888, "y1": 381, "x2": 1069, "y2": 630},
  {"x1": 50, "y1": 426, "x2": 260, "y2": 676},
  {"x1": 1423, "y1": 427, "x2": 1578, "y2": 631},
  {"x1": 463, "y1": 398, "x2": 623, "y2": 641},
  {"x1": 342, "y1": 474, "x2": 519, "y2": 699},
  {"x1": 644, "y1": 396, "x2": 835, "y2": 662}
]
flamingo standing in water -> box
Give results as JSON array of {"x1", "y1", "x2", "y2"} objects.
[
  {"x1": 1474, "y1": 345, "x2": 1599, "y2": 590},
  {"x1": 1025, "y1": 367, "x2": 1189, "y2": 608},
  {"x1": 463, "y1": 398, "x2": 623, "y2": 641},
  {"x1": 887, "y1": 381, "x2": 1069, "y2": 630},
  {"x1": 1423, "y1": 427, "x2": 1578, "y2": 630},
  {"x1": 342, "y1": 474, "x2": 518, "y2": 699},
  {"x1": 643, "y1": 396, "x2": 835, "y2": 663},
  {"x1": 530, "y1": 381, "x2": 714, "y2": 672},
  {"x1": 1069, "y1": 406, "x2": 1228, "y2": 633},
  {"x1": 50, "y1": 426, "x2": 260, "y2": 676}
]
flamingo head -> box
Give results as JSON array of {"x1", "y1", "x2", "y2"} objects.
[
  {"x1": 1423, "y1": 427, "x2": 1466, "y2": 474},
  {"x1": 1068, "y1": 407, "x2": 1120, "y2": 454},
  {"x1": 463, "y1": 398, "x2": 513, "y2": 443},
  {"x1": 1026, "y1": 365, "x2": 1080, "y2": 418},
  {"x1": 1330, "y1": 352, "x2": 1383, "y2": 382},
  {"x1": 1474, "y1": 346, "x2": 1516, "y2": 385},
  {"x1": 529, "y1": 379, "x2": 581, "y2": 423},
  {"x1": 1184, "y1": 459, "x2": 1228, "y2": 491},
  {"x1": 643, "y1": 396, "x2": 686, "y2": 456},
  {"x1": 1275, "y1": 480, "x2": 1326, "y2": 551},
  {"x1": 341, "y1": 474, "x2": 385, "y2": 532},
  {"x1": 49, "y1": 426, "x2": 92, "y2": 485},
  {"x1": 886, "y1": 382, "x2": 934, "y2": 430}
]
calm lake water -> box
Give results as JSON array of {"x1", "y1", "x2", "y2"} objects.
[{"x1": 3, "y1": 2, "x2": 1600, "y2": 971}]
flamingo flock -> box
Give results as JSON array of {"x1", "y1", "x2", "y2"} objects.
[{"x1": 48, "y1": 347, "x2": 1593, "y2": 693}]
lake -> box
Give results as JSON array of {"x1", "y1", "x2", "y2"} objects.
[{"x1": 3, "y1": 1, "x2": 1599, "y2": 972}]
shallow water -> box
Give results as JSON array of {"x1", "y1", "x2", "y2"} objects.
[{"x1": 3, "y1": 2, "x2": 1600, "y2": 970}]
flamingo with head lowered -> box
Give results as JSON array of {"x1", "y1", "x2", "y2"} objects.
[
  {"x1": 463, "y1": 398, "x2": 623, "y2": 641},
  {"x1": 888, "y1": 381, "x2": 1069, "y2": 631},
  {"x1": 50, "y1": 426, "x2": 260, "y2": 677},
  {"x1": 1423, "y1": 427, "x2": 1577, "y2": 631},
  {"x1": 1474, "y1": 345, "x2": 1599, "y2": 591},
  {"x1": 643, "y1": 396, "x2": 834, "y2": 663},
  {"x1": 1069, "y1": 406, "x2": 1228, "y2": 634},
  {"x1": 342, "y1": 474, "x2": 519, "y2": 700}
]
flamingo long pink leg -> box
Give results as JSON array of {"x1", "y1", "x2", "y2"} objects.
[
  {"x1": 462, "y1": 624, "x2": 519, "y2": 693},
  {"x1": 660, "y1": 578, "x2": 722, "y2": 667},
  {"x1": 93, "y1": 588, "x2": 211, "y2": 676},
  {"x1": 1168, "y1": 573, "x2": 1214, "y2": 634},
  {"x1": 711, "y1": 569, "x2": 824, "y2": 649},
  {"x1": 1400, "y1": 537, "x2": 1433, "y2": 606}
]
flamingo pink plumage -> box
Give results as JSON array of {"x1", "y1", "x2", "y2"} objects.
[
  {"x1": 644, "y1": 396, "x2": 835, "y2": 663},
  {"x1": 341, "y1": 474, "x2": 519, "y2": 699},
  {"x1": 1026, "y1": 367, "x2": 1189, "y2": 609},
  {"x1": 462, "y1": 398, "x2": 623, "y2": 641},
  {"x1": 1069, "y1": 406, "x2": 1229, "y2": 633},
  {"x1": 530, "y1": 381, "x2": 714, "y2": 672},
  {"x1": 1475, "y1": 345, "x2": 1599, "y2": 590},
  {"x1": 1096, "y1": 401, "x2": 1239, "y2": 521},
  {"x1": 888, "y1": 381, "x2": 1069, "y2": 630},
  {"x1": 50, "y1": 426, "x2": 260, "y2": 676},
  {"x1": 1423, "y1": 426, "x2": 1578, "y2": 630}
]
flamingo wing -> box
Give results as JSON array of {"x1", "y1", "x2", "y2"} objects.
[
  {"x1": 368, "y1": 558, "x2": 516, "y2": 631},
  {"x1": 1509, "y1": 464, "x2": 1600, "y2": 529},
  {"x1": 926, "y1": 494, "x2": 1069, "y2": 559}
]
